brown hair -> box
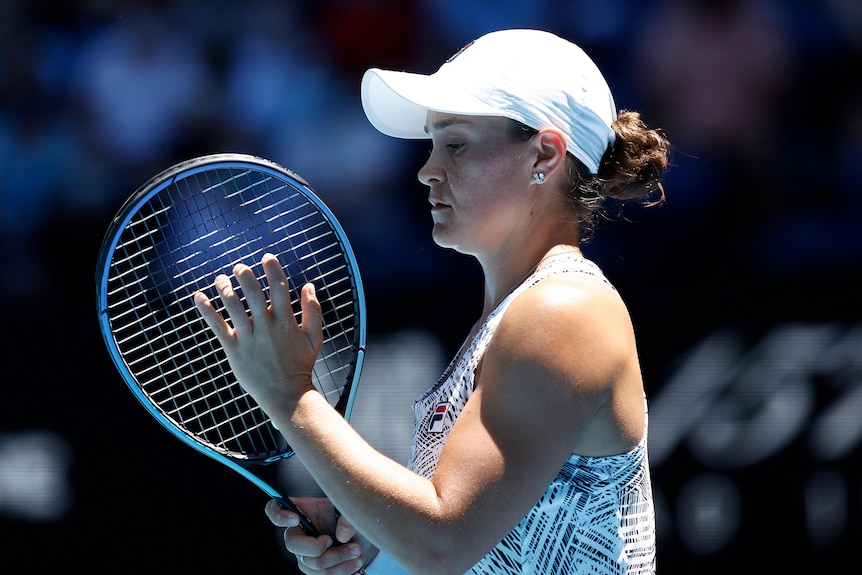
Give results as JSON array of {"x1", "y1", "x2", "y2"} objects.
[{"x1": 509, "y1": 111, "x2": 671, "y2": 241}]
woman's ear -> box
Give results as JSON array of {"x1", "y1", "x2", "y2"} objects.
[{"x1": 532, "y1": 128, "x2": 567, "y2": 181}]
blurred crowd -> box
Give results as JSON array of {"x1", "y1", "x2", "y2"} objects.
[
  {"x1": 2, "y1": 1, "x2": 861, "y2": 570},
  {"x1": 1, "y1": 0, "x2": 860, "y2": 310}
]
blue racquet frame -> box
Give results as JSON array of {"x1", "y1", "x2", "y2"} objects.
[{"x1": 95, "y1": 153, "x2": 366, "y2": 537}]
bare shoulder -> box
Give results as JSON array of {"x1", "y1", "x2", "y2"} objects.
[
  {"x1": 478, "y1": 270, "x2": 644, "y2": 456},
  {"x1": 494, "y1": 270, "x2": 635, "y2": 379}
]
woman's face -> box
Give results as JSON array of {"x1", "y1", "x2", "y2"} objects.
[{"x1": 418, "y1": 112, "x2": 536, "y2": 256}]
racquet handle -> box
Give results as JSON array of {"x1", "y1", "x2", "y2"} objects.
[{"x1": 276, "y1": 497, "x2": 322, "y2": 537}]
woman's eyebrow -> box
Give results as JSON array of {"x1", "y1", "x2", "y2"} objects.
[{"x1": 424, "y1": 117, "x2": 473, "y2": 135}]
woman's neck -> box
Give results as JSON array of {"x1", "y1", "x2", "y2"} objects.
[{"x1": 478, "y1": 242, "x2": 582, "y2": 321}]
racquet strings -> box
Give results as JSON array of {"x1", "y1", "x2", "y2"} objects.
[{"x1": 105, "y1": 164, "x2": 360, "y2": 461}]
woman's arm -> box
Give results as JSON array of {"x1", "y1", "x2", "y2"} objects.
[{"x1": 195, "y1": 255, "x2": 640, "y2": 575}]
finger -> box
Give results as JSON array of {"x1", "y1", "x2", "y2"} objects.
[
  {"x1": 214, "y1": 273, "x2": 251, "y2": 336},
  {"x1": 287, "y1": 530, "x2": 363, "y2": 572},
  {"x1": 264, "y1": 498, "x2": 301, "y2": 528},
  {"x1": 300, "y1": 283, "x2": 323, "y2": 350},
  {"x1": 283, "y1": 525, "x2": 334, "y2": 558},
  {"x1": 233, "y1": 262, "x2": 268, "y2": 319},
  {"x1": 262, "y1": 253, "x2": 294, "y2": 322},
  {"x1": 192, "y1": 292, "x2": 232, "y2": 341},
  {"x1": 335, "y1": 514, "x2": 357, "y2": 544}
]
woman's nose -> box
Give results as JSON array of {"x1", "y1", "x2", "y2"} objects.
[{"x1": 417, "y1": 151, "x2": 443, "y2": 187}]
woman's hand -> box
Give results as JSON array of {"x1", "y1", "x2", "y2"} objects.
[
  {"x1": 192, "y1": 253, "x2": 323, "y2": 414},
  {"x1": 266, "y1": 498, "x2": 377, "y2": 574}
]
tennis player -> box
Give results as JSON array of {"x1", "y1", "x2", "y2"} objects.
[{"x1": 201, "y1": 29, "x2": 670, "y2": 574}]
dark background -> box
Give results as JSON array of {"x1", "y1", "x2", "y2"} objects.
[{"x1": 1, "y1": 0, "x2": 860, "y2": 572}]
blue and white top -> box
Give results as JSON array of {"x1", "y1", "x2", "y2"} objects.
[{"x1": 407, "y1": 255, "x2": 656, "y2": 574}]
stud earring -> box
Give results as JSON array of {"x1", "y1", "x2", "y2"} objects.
[{"x1": 533, "y1": 172, "x2": 545, "y2": 185}]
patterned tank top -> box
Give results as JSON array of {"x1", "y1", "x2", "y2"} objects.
[{"x1": 408, "y1": 255, "x2": 656, "y2": 574}]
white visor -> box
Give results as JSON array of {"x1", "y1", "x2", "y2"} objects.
[{"x1": 361, "y1": 29, "x2": 617, "y2": 174}]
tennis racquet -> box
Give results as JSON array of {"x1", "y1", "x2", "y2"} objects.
[{"x1": 95, "y1": 153, "x2": 366, "y2": 537}]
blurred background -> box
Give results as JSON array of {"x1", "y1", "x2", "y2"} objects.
[{"x1": 1, "y1": 0, "x2": 860, "y2": 572}]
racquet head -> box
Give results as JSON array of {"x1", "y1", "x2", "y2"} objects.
[{"x1": 95, "y1": 153, "x2": 365, "y2": 500}]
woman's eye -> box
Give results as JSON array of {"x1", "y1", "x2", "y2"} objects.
[{"x1": 428, "y1": 142, "x2": 465, "y2": 156}]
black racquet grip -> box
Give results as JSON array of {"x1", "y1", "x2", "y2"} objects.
[{"x1": 276, "y1": 497, "x2": 321, "y2": 537}]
